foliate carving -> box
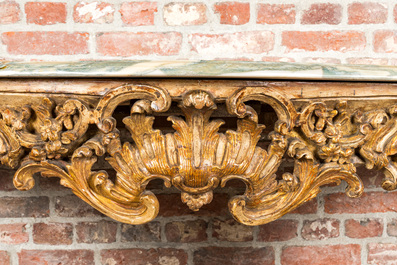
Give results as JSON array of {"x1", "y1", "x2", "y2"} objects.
[{"x1": 0, "y1": 84, "x2": 395, "y2": 225}]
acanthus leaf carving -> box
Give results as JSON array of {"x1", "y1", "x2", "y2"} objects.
[{"x1": 2, "y1": 83, "x2": 396, "y2": 225}]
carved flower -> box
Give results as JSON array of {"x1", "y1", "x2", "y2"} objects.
[
  {"x1": 40, "y1": 119, "x2": 62, "y2": 141},
  {"x1": 318, "y1": 143, "x2": 341, "y2": 163},
  {"x1": 45, "y1": 140, "x2": 68, "y2": 159},
  {"x1": 338, "y1": 148, "x2": 354, "y2": 164}
]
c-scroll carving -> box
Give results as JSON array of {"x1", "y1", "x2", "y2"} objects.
[{"x1": 2, "y1": 84, "x2": 397, "y2": 226}]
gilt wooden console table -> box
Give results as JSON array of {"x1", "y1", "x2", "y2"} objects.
[{"x1": 1, "y1": 60, "x2": 397, "y2": 226}]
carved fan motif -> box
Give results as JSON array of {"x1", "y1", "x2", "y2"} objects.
[{"x1": 0, "y1": 83, "x2": 392, "y2": 225}]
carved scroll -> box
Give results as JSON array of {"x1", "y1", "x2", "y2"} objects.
[{"x1": 0, "y1": 83, "x2": 395, "y2": 225}]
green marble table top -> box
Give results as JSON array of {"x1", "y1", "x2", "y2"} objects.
[{"x1": 1, "y1": 60, "x2": 397, "y2": 81}]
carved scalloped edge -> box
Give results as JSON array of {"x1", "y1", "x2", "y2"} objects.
[{"x1": 1, "y1": 84, "x2": 395, "y2": 225}]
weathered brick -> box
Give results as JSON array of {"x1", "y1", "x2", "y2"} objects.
[
  {"x1": 74, "y1": 2, "x2": 114, "y2": 24},
  {"x1": 55, "y1": 195, "x2": 102, "y2": 217},
  {"x1": 345, "y1": 218, "x2": 383, "y2": 238},
  {"x1": 97, "y1": 32, "x2": 182, "y2": 56},
  {"x1": 0, "y1": 1, "x2": 20, "y2": 24},
  {"x1": 77, "y1": 221, "x2": 117, "y2": 243},
  {"x1": 212, "y1": 218, "x2": 253, "y2": 242},
  {"x1": 0, "y1": 169, "x2": 17, "y2": 191},
  {"x1": 33, "y1": 223, "x2": 73, "y2": 245},
  {"x1": 214, "y1": 2, "x2": 250, "y2": 25},
  {"x1": 101, "y1": 248, "x2": 188, "y2": 265},
  {"x1": 387, "y1": 218, "x2": 397, "y2": 236},
  {"x1": 301, "y1": 218, "x2": 339, "y2": 240},
  {"x1": 281, "y1": 245, "x2": 361, "y2": 265},
  {"x1": 0, "y1": 196, "x2": 49, "y2": 217},
  {"x1": 189, "y1": 31, "x2": 274, "y2": 56},
  {"x1": 374, "y1": 30, "x2": 397, "y2": 53},
  {"x1": 357, "y1": 166, "x2": 385, "y2": 187},
  {"x1": 257, "y1": 4, "x2": 295, "y2": 24},
  {"x1": 2, "y1": 32, "x2": 89, "y2": 55},
  {"x1": 289, "y1": 198, "x2": 317, "y2": 214},
  {"x1": 165, "y1": 220, "x2": 207, "y2": 243},
  {"x1": 0, "y1": 223, "x2": 28, "y2": 244},
  {"x1": 348, "y1": 2, "x2": 387, "y2": 24},
  {"x1": 262, "y1": 57, "x2": 295, "y2": 62},
  {"x1": 194, "y1": 247, "x2": 274, "y2": 265},
  {"x1": 121, "y1": 222, "x2": 161, "y2": 242},
  {"x1": 38, "y1": 177, "x2": 69, "y2": 191},
  {"x1": 25, "y1": 2, "x2": 66, "y2": 25},
  {"x1": 158, "y1": 193, "x2": 230, "y2": 217},
  {"x1": 120, "y1": 2, "x2": 157, "y2": 26},
  {"x1": 19, "y1": 250, "x2": 94, "y2": 265},
  {"x1": 303, "y1": 57, "x2": 341, "y2": 64},
  {"x1": 325, "y1": 191, "x2": 397, "y2": 214},
  {"x1": 0, "y1": 251, "x2": 10, "y2": 265},
  {"x1": 282, "y1": 31, "x2": 366, "y2": 52},
  {"x1": 163, "y1": 3, "x2": 207, "y2": 26},
  {"x1": 347, "y1": 57, "x2": 388, "y2": 65},
  {"x1": 394, "y1": 5, "x2": 397, "y2": 23},
  {"x1": 302, "y1": 3, "x2": 342, "y2": 25},
  {"x1": 368, "y1": 243, "x2": 397, "y2": 264},
  {"x1": 258, "y1": 220, "x2": 298, "y2": 242}
]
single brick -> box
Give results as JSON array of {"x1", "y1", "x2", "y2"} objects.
[
  {"x1": 345, "y1": 218, "x2": 383, "y2": 238},
  {"x1": 0, "y1": 196, "x2": 49, "y2": 217},
  {"x1": 0, "y1": 2, "x2": 20, "y2": 24},
  {"x1": 282, "y1": 31, "x2": 366, "y2": 52},
  {"x1": 0, "y1": 223, "x2": 28, "y2": 244},
  {"x1": 301, "y1": 3, "x2": 342, "y2": 25},
  {"x1": 262, "y1": 57, "x2": 295, "y2": 62},
  {"x1": 121, "y1": 222, "x2": 161, "y2": 242},
  {"x1": 257, "y1": 4, "x2": 295, "y2": 24},
  {"x1": 348, "y1": 2, "x2": 387, "y2": 24},
  {"x1": 2, "y1": 32, "x2": 89, "y2": 55},
  {"x1": 33, "y1": 223, "x2": 73, "y2": 245},
  {"x1": 368, "y1": 243, "x2": 397, "y2": 264},
  {"x1": 38, "y1": 177, "x2": 69, "y2": 191},
  {"x1": 120, "y1": 2, "x2": 157, "y2": 26},
  {"x1": 301, "y1": 218, "x2": 339, "y2": 240},
  {"x1": 97, "y1": 32, "x2": 182, "y2": 56},
  {"x1": 25, "y1": 2, "x2": 66, "y2": 25},
  {"x1": 303, "y1": 57, "x2": 341, "y2": 64},
  {"x1": 347, "y1": 57, "x2": 388, "y2": 65},
  {"x1": 74, "y1": 1, "x2": 114, "y2": 24},
  {"x1": 19, "y1": 250, "x2": 94, "y2": 265},
  {"x1": 157, "y1": 193, "x2": 230, "y2": 217},
  {"x1": 374, "y1": 30, "x2": 397, "y2": 53},
  {"x1": 289, "y1": 198, "x2": 317, "y2": 214},
  {"x1": 55, "y1": 195, "x2": 102, "y2": 217},
  {"x1": 101, "y1": 248, "x2": 188, "y2": 265},
  {"x1": 214, "y1": 2, "x2": 250, "y2": 25},
  {"x1": 194, "y1": 247, "x2": 274, "y2": 265},
  {"x1": 394, "y1": 5, "x2": 397, "y2": 23},
  {"x1": 281, "y1": 245, "x2": 361, "y2": 265},
  {"x1": 189, "y1": 31, "x2": 274, "y2": 57},
  {"x1": 387, "y1": 218, "x2": 397, "y2": 236},
  {"x1": 0, "y1": 169, "x2": 17, "y2": 191},
  {"x1": 163, "y1": 3, "x2": 207, "y2": 26},
  {"x1": 165, "y1": 220, "x2": 207, "y2": 243},
  {"x1": 258, "y1": 220, "x2": 298, "y2": 242},
  {"x1": 356, "y1": 166, "x2": 384, "y2": 187},
  {"x1": 0, "y1": 251, "x2": 10, "y2": 265},
  {"x1": 212, "y1": 218, "x2": 253, "y2": 242},
  {"x1": 325, "y1": 191, "x2": 397, "y2": 214},
  {"x1": 76, "y1": 221, "x2": 117, "y2": 243}
]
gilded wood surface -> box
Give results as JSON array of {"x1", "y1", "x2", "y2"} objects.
[{"x1": 0, "y1": 81, "x2": 395, "y2": 225}]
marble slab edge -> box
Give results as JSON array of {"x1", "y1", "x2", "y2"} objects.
[{"x1": 1, "y1": 60, "x2": 397, "y2": 82}]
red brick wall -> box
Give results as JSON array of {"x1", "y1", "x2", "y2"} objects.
[
  {"x1": 1, "y1": 1, "x2": 397, "y2": 63},
  {"x1": 1, "y1": 1, "x2": 397, "y2": 265}
]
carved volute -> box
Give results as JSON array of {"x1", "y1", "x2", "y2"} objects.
[{"x1": 0, "y1": 83, "x2": 394, "y2": 225}]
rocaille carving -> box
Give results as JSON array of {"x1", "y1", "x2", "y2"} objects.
[{"x1": 0, "y1": 84, "x2": 395, "y2": 225}]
